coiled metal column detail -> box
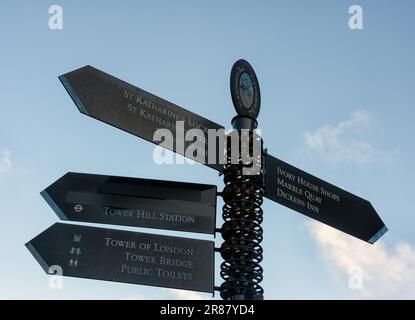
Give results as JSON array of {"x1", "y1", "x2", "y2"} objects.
[{"x1": 219, "y1": 118, "x2": 265, "y2": 300}]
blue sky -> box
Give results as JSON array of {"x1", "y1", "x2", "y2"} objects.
[{"x1": 1, "y1": 1, "x2": 414, "y2": 299}]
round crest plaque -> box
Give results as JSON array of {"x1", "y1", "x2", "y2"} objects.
[{"x1": 230, "y1": 59, "x2": 261, "y2": 119}]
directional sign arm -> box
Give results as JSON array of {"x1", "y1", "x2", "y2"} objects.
[
  {"x1": 264, "y1": 154, "x2": 387, "y2": 244},
  {"x1": 59, "y1": 66, "x2": 225, "y2": 172},
  {"x1": 26, "y1": 223, "x2": 215, "y2": 293},
  {"x1": 41, "y1": 172, "x2": 217, "y2": 234}
]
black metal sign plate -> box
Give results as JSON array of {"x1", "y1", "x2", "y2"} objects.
[
  {"x1": 42, "y1": 172, "x2": 217, "y2": 234},
  {"x1": 26, "y1": 223, "x2": 215, "y2": 293},
  {"x1": 59, "y1": 66, "x2": 225, "y2": 172},
  {"x1": 264, "y1": 154, "x2": 387, "y2": 243}
]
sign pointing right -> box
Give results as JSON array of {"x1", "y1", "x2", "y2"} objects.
[{"x1": 264, "y1": 154, "x2": 387, "y2": 243}]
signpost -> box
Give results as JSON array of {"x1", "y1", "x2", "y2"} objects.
[
  {"x1": 27, "y1": 59, "x2": 388, "y2": 300},
  {"x1": 218, "y1": 60, "x2": 265, "y2": 300},
  {"x1": 41, "y1": 172, "x2": 217, "y2": 234},
  {"x1": 26, "y1": 223, "x2": 214, "y2": 293}
]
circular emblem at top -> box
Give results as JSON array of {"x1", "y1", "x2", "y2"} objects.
[{"x1": 230, "y1": 59, "x2": 261, "y2": 119}]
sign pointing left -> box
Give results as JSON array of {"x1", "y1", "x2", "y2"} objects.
[
  {"x1": 59, "y1": 66, "x2": 225, "y2": 172},
  {"x1": 26, "y1": 223, "x2": 215, "y2": 293},
  {"x1": 41, "y1": 172, "x2": 217, "y2": 234}
]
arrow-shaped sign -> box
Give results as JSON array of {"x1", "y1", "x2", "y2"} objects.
[
  {"x1": 41, "y1": 172, "x2": 217, "y2": 234},
  {"x1": 59, "y1": 66, "x2": 225, "y2": 172},
  {"x1": 26, "y1": 223, "x2": 214, "y2": 293},
  {"x1": 264, "y1": 154, "x2": 387, "y2": 243}
]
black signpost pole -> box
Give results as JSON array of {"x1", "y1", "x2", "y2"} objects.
[
  {"x1": 219, "y1": 59, "x2": 265, "y2": 300},
  {"x1": 219, "y1": 115, "x2": 264, "y2": 300}
]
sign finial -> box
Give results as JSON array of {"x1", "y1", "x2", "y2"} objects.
[{"x1": 230, "y1": 59, "x2": 261, "y2": 119}]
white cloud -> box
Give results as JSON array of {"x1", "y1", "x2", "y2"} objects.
[
  {"x1": 308, "y1": 221, "x2": 415, "y2": 299},
  {"x1": 126, "y1": 289, "x2": 209, "y2": 300},
  {"x1": 0, "y1": 149, "x2": 12, "y2": 175},
  {"x1": 302, "y1": 110, "x2": 399, "y2": 165},
  {"x1": 165, "y1": 289, "x2": 207, "y2": 300}
]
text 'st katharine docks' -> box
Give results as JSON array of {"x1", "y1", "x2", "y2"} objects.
[{"x1": 59, "y1": 65, "x2": 225, "y2": 172}]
